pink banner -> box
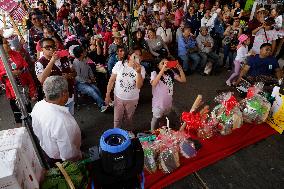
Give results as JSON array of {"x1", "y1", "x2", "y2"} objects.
[{"x1": 0, "y1": 0, "x2": 18, "y2": 12}]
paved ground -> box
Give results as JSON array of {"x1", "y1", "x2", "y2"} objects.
[{"x1": 0, "y1": 69, "x2": 283, "y2": 189}]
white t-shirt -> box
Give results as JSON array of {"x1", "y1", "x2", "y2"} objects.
[
  {"x1": 252, "y1": 29, "x2": 278, "y2": 54},
  {"x1": 156, "y1": 27, "x2": 173, "y2": 44},
  {"x1": 112, "y1": 61, "x2": 146, "y2": 100},
  {"x1": 235, "y1": 45, "x2": 248, "y2": 62}
]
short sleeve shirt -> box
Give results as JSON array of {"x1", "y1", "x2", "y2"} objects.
[
  {"x1": 112, "y1": 61, "x2": 145, "y2": 100},
  {"x1": 252, "y1": 29, "x2": 278, "y2": 54},
  {"x1": 247, "y1": 55, "x2": 279, "y2": 77},
  {"x1": 150, "y1": 71, "x2": 178, "y2": 110}
]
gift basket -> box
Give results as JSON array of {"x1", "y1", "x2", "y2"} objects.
[
  {"x1": 211, "y1": 92, "x2": 243, "y2": 135},
  {"x1": 240, "y1": 83, "x2": 271, "y2": 124},
  {"x1": 181, "y1": 95, "x2": 218, "y2": 139},
  {"x1": 140, "y1": 118, "x2": 199, "y2": 174},
  {"x1": 42, "y1": 161, "x2": 89, "y2": 189},
  {"x1": 240, "y1": 94, "x2": 271, "y2": 124}
]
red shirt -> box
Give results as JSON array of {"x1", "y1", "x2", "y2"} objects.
[
  {"x1": 103, "y1": 31, "x2": 113, "y2": 50},
  {"x1": 0, "y1": 50, "x2": 37, "y2": 99}
]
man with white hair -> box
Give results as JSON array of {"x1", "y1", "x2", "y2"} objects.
[{"x1": 31, "y1": 76, "x2": 81, "y2": 164}]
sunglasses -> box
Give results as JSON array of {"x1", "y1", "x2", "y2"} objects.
[
  {"x1": 43, "y1": 45, "x2": 56, "y2": 50},
  {"x1": 32, "y1": 17, "x2": 39, "y2": 21}
]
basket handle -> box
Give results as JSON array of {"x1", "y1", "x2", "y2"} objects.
[{"x1": 55, "y1": 162, "x2": 76, "y2": 189}]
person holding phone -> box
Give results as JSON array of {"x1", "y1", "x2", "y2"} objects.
[
  {"x1": 105, "y1": 47, "x2": 146, "y2": 128},
  {"x1": 35, "y1": 38, "x2": 76, "y2": 114},
  {"x1": 150, "y1": 59, "x2": 186, "y2": 131}
]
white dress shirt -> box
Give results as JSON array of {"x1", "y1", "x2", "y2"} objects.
[
  {"x1": 156, "y1": 27, "x2": 173, "y2": 44},
  {"x1": 31, "y1": 100, "x2": 82, "y2": 161}
]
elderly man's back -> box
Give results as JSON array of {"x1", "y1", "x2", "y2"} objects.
[{"x1": 31, "y1": 99, "x2": 81, "y2": 161}]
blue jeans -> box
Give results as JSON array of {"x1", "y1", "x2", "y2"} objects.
[
  {"x1": 65, "y1": 99, "x2": 75, "y2": 115},
  {"x1": 223, "y1": 45, "x2": 236, "y2": 68},
  {"x1": 76, "y1": 82, "x2": 105, "y2": 108},
  {"x1": 179, "y1": 53, "x2": 201, "y2": 71}
]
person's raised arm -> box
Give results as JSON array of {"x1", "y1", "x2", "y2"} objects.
[
  {"x1": 151, "y1": 63, "x2": 167, "y2": 87},
  {"x1": 174, "y1": 64, "x2": 186, "y2": 83},
  {"x1": 37, "y1": 52, "x2": 58, "y2": 84}
]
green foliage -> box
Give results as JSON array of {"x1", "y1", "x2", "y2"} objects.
[{"x1": 42, "y1": 161, "x2": 89, "y2": 189}]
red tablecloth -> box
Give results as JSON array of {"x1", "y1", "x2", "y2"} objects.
[{"x1": 145, "y1": 123, "x2": 277, "y2": 189}]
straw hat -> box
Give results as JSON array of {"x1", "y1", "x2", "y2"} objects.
[{"x1": 112, "y1": 31, "x2": 122, "y2": 38}]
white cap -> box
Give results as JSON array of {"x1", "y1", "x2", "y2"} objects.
[
  {"x1": 2, "y1": 28, "x2": 15, "y2": 39},
  {"x1": 69, "y1": 45, "x2": 79, "y2": 57}
]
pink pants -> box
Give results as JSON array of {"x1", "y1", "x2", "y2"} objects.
[{"x1": 114, "y1": 95, "x2": 139, "y2": 128}]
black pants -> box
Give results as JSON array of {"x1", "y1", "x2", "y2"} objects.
[{"x1": 9, "y1": 99, "x2": 32, "y2": 123}]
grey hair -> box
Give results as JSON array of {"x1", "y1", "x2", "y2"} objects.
[{"x1": 43, "y1": 76, "x2": 68, "y2": 101}]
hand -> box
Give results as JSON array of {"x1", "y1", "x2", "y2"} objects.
[
  {"x1": 105, "y1": 95, "x2": 112, "y2": 106},
  {"x1": 87, "y1": 79, "x2": 92, "y2": 83},
  {"x1": 31, "y1": 96, "x2": 37, "y2": 102},
  {"x1": 161, "y1": 62, "x2": 168, "y2": 73},
  {"x1": 12, "y1": 70, "x2": 21, "y2": 77},
  {"x1": 91, "y1": 77, "x2": 96, "y2": 83},
  {"x1": 176, "y1": 63, "x2": 183, "y2": 72},
  {"x1": 62, "y1": 73, "x2": 69, "y2": 79},
  {"x1": 133, "y1": 62, "x2": 142, "y2": 73},
  {"x1": 51, "y1": 52, "x2": 59, "y2": 62}
]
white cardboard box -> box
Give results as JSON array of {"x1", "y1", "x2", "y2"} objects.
[
  {"x1": 0, "y1": 127, "x2": 44, "y2": 182},
  {"x1": 0, "y1": 149, "x2": 39, "y2": 189}
]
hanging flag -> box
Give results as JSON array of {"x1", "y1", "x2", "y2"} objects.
[
  {"x1": 10, "y1": 5, "x2": 28, "y2": 22},
  {"x1": 0, "y1": 0, "x2": 18, "y2": 12}
]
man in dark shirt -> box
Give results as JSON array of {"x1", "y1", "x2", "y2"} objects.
[{"x1": 237, "y1": 43, "x2": 283, "y2": 84}]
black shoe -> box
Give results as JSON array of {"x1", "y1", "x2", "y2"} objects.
[{"x1": 200, "y1": 72, "x2": 207, "y2": 76}]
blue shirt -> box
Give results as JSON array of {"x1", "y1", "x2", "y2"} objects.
[
  {"x1": 178, "y1": 35, "x2": 197, "y2": 56},
  {"x1": 247, "y1": 55, "x2": 279, "y2": 77}
]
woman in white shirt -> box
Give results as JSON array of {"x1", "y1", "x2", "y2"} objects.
[
  {"x1": 105, "y1": 47, "x2": 146, "y2": 128},
  {"x1": 156, "y1": 20, "x2": 173, "y2": 45}
]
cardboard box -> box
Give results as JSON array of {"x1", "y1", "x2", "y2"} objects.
[
  {"x1": 0, "y1": 149, "x2": 39, "y2": 189},
  {"x1": 0, "y1": 127, "x2": 44, "y2": 182}
]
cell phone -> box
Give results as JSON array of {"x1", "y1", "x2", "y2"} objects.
[
  {"x1": 57, "y1": 50, "x2": 69, "y2": 58},
  {"x1": 166, "y1": 60, "x2": 178, "y2": 68}
]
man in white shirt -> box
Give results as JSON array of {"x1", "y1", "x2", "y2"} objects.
[
  {"x1": 31, "y1": 76, "x2": 81, "y2": 164},
  {"x1": 201, "y1": 9, "x2": 212, "y2": 31}
]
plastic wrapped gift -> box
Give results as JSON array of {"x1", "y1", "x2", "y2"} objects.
[
  {"x1": 179, "y1": 140, "x2": 197, "y2": 159},
  {"x1": 240, "y1": 94, "x2": 271, "y2": 124},
  {"x1": 212, "y1": 93, "x2": 243, "y2": 135},
  {"x1": 182, "y1": 106, "x2": 218, "y2": 139},
  {"x1": 141, "y1": 142, "x2": 157, "y2": 174},
  {"x1": 159, "y1": 146, "x2": 180, "y2": 174}
]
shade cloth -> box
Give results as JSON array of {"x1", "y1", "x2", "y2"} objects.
[{"x1": 145, "y1": 123, "x2": 277, "y2": 189}]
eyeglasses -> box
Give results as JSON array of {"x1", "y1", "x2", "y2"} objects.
[
  {"x1": 43, "y1": 45, "x2": 56, "y2": 50},
  {"x1": 32, "y1": 17, "x2": 39, "y2": 21}
]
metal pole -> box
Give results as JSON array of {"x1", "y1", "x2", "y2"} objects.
[{"x1": 0, "y1": 36, "x2": 49, "y2": 169}]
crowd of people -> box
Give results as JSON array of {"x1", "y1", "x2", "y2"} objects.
[{"x1": 0, "y1": 0, "x2": 283, "y2": 162}]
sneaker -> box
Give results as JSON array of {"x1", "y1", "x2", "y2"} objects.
[
  {"x1": 100, "y1": 105, "x2": 108, "y2": 113},
  {"x1": 226, "y1": 80, "x2": 231, "y2": 86}
]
